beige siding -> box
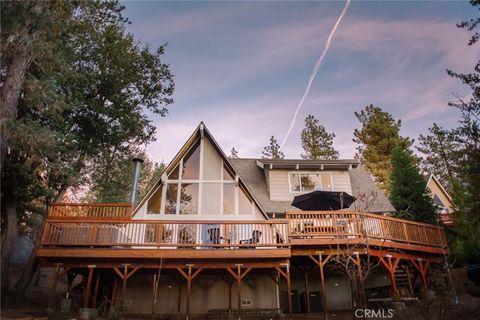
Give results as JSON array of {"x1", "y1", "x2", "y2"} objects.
[
  {"x1": 124, "y1": 274, "x2": 277, "y2": 315},
  {"x1": 427, "y1": 179, "x2": 454, "y2": 212},
  {"x1": 268, "y1": 170, "x2": 353, "y2": 201}
]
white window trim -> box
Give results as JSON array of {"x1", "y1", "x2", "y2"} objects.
[
  {"x1": 288, "y1": 171, "x2": 334, "y2": 193},
  {"x1": 146, "y1": 137, "x2": 260, "y2": 218}
]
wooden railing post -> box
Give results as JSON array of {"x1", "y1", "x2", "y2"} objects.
[{"x1": 402, "y1": 223, "x2": 409, "y2": 242}]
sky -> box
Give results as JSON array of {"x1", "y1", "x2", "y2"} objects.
[{"x1": 122, "y1": 0, "x2": 479, "y2": 164}]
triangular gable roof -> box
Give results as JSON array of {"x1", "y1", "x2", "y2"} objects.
[
  {"x1": 425, "y1": 174, "x2": 454, "y2": 204},
  {"x1": 132, "y1": 122, "x2": 270, "y2": 219}
]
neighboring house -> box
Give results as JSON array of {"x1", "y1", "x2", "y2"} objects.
[
  {"x1": 424, "y1": 174, "x2": 455, "y2": 225},
  {"x1": 37, "y1": 123, "x2": 447, "y2": 317}
]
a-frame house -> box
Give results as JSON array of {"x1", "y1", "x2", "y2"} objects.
[{"x1": 37, "y1": 122, "x2": 448, "y2": 318}]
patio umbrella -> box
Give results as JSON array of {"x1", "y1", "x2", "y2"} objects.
[{"x1": 291, "y1": 191, "x2": 356, "y2": 211}]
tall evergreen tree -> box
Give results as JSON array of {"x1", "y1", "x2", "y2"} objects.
[
  {"x1": 389, "y1": 147, "x2": 436, "y2": 224},
  {"x1": 84, "y1": 149, "x2": 165, "y2": 203},
  {"x1": 300, "y1": 115, "x2": 339, "y2": 160},
  {"x1": 0, "y1": 0, "x2": 175, "y2": 299},
  {"x1": 229, "y1": 147, "x2": 239, "y2": 159},
  {"x1": 445, "y1": 0, "x2": 480, "y2": 262},
  {"x1": 353, "y1": 105, "x2": 413, "y2": 195},
  {"x1": 262, "y1": 136, "x2": 285, "y2": 159},
  {"x1": 416, "y1": 123, "x2": 460, "y2": 191}
]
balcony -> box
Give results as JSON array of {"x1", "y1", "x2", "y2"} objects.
[
  {"x1": 287, "y1": 211, "x2": 447, "y2": 254},
  {"x1": 37, "y1": 204, "x2": 448, "y2": 263},
  {"x1": 38, "y1": 204, "x2": 290, "y2": 261}
]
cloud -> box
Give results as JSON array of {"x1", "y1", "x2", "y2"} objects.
[{"x1": 130, "y1": 5, "x2": 477, "y2": 163}]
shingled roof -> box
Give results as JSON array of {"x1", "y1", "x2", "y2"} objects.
[{"x1": 230, "y1": 158, "x2": 395, "y2": 217}]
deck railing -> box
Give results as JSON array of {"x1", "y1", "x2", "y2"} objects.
[
  {"x1": 287, "y1": 211, "x2": 447, "y2": 248},
  {"x1": 40, "y1": 219, "x2": 289, "y2": 249},
  {"x1": 48, "y1": 203, "x2": 132, "y2": 219},
  {"x1": 41, "y1": 204, "x2": 447, "y2": 252}
]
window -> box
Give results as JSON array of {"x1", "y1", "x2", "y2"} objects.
[
  {"x1": 147, "y1": 186, "x2": 163, "y2": 214},
  {"x1": 169, "y1": 164, "x2": 179, "y2": 180},
  {"x1": 165, "y1": 184, "x2": 178, "y2": 214},
  {"x1": 223, "y1": 184, "x2": 235, "y2": 215},
  {"x1": 144, "y1": 137, "x2": 260, "y2": 216},
  {"x1": 202, "y1": 183, "x2": 222, "y2": 215},
  {"x1": 179, "y1": 183, "x2": 199, "y2": 214},
  {"x1": 289, "y1": 172, "x2": 333, "y2": 192},
  {"x1": 203, "y1": 139, "x2": 222, "y2": 180},
  {"x1": 182, "y1": 142, "x2": 200, "y2": 180},
  {"x1": 238, "y1": 186, "x2": 252, "y2": 215}
]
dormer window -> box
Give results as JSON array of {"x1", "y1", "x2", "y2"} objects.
[{"x1": 289, "y1": 172, "x2": 333, "y2": 193}]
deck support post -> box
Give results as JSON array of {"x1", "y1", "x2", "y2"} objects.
[
  {"x1": 152, "y1": 273, "x2": 160, "y2": 318},
  {"x1": 113, "y1": 264, "x2": 139, "y2": 310},
  {"x1": 236, "y1": 264, "x2": 241, "y2": 319},
  {"x1": 111, "y1": 277, "x2": 118, "y2": 307},
  {"x1": 308, "y1": 252, "x2": 332, "y2": 320},
  {"x1": 303, "y1": 267, "x2": 311, "y2": 314},
  {"x1": 410, "y1": 259, "x2": 430, "y2": 289},
  {"x1": 92, "y1": 272, "x2": 101, "y2": 309},
  {"x1": 84, "y1": 265, "x2": 95, "y2": 308},
  {"x1": 226, "y1": 264, "x2": 251, "y2": 320},
  {"x1": 48, "y1": 264, "x2": 72, "y2": 308},
  {"x1": 187, "y1": 265, "x2": 192, "y2": 320},
  {"x1": 378, "y1": 255, "x2": 401, "y2": 299},
  {"x1": 66, "y1": 271, "x2": 76, "y2": 295},
  {"x1": 48, "y1": 264, "x2": 61, "y2": 308},
  {"x1": 276, "y1": 262, "x2": 292, "y2": 319},
  {"x1": 220, "y1": 274, "x2": 233, "y2": 316},
  {"x1": 177, "y1": 264, "x2": 203, "y2": 320}
]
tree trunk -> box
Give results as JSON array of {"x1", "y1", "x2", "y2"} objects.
[
  {"x1": 14, "y1": 246, "x2": 38, "y2": 301},
  {"x1": 15, "y1": 201, "x2": 52, "y2": 300},
  {"x1": 1, "y1": 194, "x2": 18, "y2": 301},
  {"x1": 0, "y1": 37, "x2": 33, "y2": 170}
]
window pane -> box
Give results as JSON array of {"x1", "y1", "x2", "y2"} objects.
[
  {"x1": 179, "y1": 183, "x2": 199, "y2": 214},
  {"x1": 290, "y1": 173, "x2": 301, "y2": 191},
  {"x1": 165, "y1": 184, "x2": 178, "y2": 214},
  {"x1": 321, "y1": 174, "x2": 332, "y2": 191},
  {"x1": 223, "y1": 184, "x2": 235, "y2": 215},
  {"x1": 301, "y1": 174, "x2": 322, "y2": 191},
  {"x1": 169, "y1": 164, "x2": 179, "y2": 180},
  {"x1": 147, "y1": 185, "x2": 162, "y2": 214},
  {"x1": 183, "y1": 141, "x2": 200, "y2": 180},
  {"x1": 223, "y1": 165, "x2": 234, "y2": 181},
  {"x1": 203, "y1": 139, "x2": 222, "y2": 180},
  {"x1": 202, "y1": 183, "x2": 221, "y2": 215},
  {"x1": 238, "y1": 186, "x2": 252, "y2": 215}
]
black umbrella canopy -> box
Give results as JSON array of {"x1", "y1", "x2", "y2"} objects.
[{"x1": 292, "y1": 191, "x2": 356, "y2": 211}]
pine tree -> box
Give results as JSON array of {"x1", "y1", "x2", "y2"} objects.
[
  {"x1": 353, "y1": 105, "x2": 413, "y2": 195},
  {"x1": 262, "y1": 136, "x2": 285, "y2": 159},
  {"x1": 389, "y1": 147, "x2": 436, "y2": 224},
  {"x1": 229, "y1": 147, "x2": 239, "y2": 158},
  {"x1": 445, "y1": 0, "x2": 480, "y2": 262},
  {"x1": 300, "y1": 115, "x2": 339, "y2": 160},
  {"x1": 416, "y1": 123, "x2": 460, "y2": 191}
]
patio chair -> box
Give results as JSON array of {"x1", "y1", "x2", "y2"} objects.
[{"x1": 239, "y1": 230, "x2": 262, "y2": 248}]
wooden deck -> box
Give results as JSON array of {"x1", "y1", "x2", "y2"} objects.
[{"x1": 37, "y1": 204, "x2": 448, "y2": 263}]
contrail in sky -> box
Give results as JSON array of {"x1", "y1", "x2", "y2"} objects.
[{"x1": 280, "y1": 0, "x2": 351, "y2": 148}]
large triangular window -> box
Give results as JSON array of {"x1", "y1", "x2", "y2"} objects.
[{"x1": 146, "y1": 136, "x2": 262, "y2": 217}]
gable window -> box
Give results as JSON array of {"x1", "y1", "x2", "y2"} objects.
[
  {"x1": 289, "y1": 172, "x2": 333, "y2": 192},
  {"x1": 146, "y1": 137, "x2": 262, "y2": 216},
  {"x1": 147, "y1": 186, "x2": 163, "y2": 214}
]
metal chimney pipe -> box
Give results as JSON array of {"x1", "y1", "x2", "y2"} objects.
[{"x1": 130, "y1": 157, "x2": 144, "y2": 206}]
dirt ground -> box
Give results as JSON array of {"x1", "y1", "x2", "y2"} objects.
[{"x1": 2, "y1": 266, "x2": 479, "y2": 320}]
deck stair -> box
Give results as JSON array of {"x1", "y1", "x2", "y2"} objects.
[{"x1": 394, "y1": 266, "x2": 413, "y2": 297}]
